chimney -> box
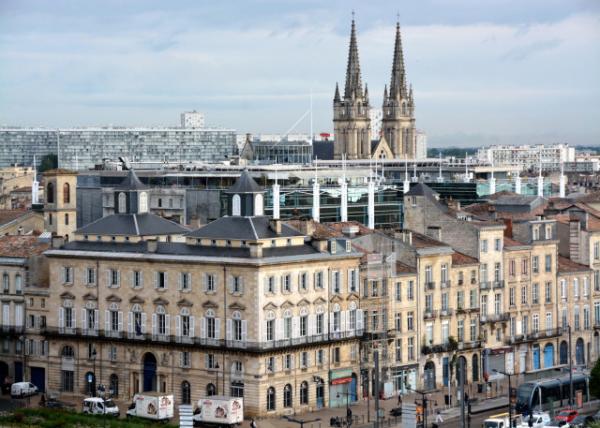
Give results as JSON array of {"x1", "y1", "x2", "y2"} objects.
[
  {"x1": 426, "y1": 226, "x2": 442, "y2": 242},
  {"x1": 295, "y1": 220, "x2": 315, "y2": 236},
  {"x1": 569, "y1": 209, "x2": 588, "y2": 231},
  {"x1": 249, "y1": 242, "x2": 263, "y2": 258},
  {"x1": 147, "y1": 239, "x2": 158, "y2": 253},
  {"x1": 342, "y1": 225, "x2": 359, "y2": 238},
  {"x1": 503, "y1": 218, "x2": 513, "y2": 238},
  {"x1": 569, "y1": 219, "x2": 581, "y2": 262},
  {"x1": 311, "y1": 239, "x2": 328, "y2": 252},
  {"x1": 270, "y1": 219, "x2": 282, "y2": 235},
  {"x1": 51, "y1": 235, "x2": 64, "y2": 249}
]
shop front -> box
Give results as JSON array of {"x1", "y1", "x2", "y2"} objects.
[
  {"x1": 329, "y1": 369, "x2": 357, "y2": 408},
  {"x1": 391, "y1": 365, "x2": 418, "y2": 395}
]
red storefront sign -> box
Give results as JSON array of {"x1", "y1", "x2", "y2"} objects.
[{"x1": 331, "y1": 377, "x2": 352, "y2": 385}]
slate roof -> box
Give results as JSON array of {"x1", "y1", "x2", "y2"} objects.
[
  {"x1": 225, "y1": 170, "x2": 263, "y2": 194},
  {"x1": 187, "y1": 216, "x2": 302, "y2": 240},
  {"x1": 405, "y1": 182, "x2": 439, "y2": 198},
  {"x1": 0, "y1": 235, "x2": 49, "y2": 258},
  {"x1": 60, "y1": 240, "x2": 320, "y2": 259},
  {"x1": 115, "y1": 169, "x2": 147, "y2": 190},
  {"x1": 76, "y1": 213, "x2": 189, "y2": 236}
]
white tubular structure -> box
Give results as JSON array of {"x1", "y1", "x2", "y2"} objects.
[
  {"x1": 340, "y1": 178, "x2": 348, "y2": 222},
  {"x1": 412, "y1": 162, "x2": 418, "y2": 182},
  {"x1": 368, "y1": 176, "x2": 375, "y2": 229},
  {"x1": 32, "y1": 154, "x2": 39, "y2": 204},
  {"x1": 312, "y1": 179, "x2": 320, "y2": 223},
  {"x1": 514, "y1": 175, "x2": 522, "y2": 194},
  {"x1": 559, "y1": 163, "x2": 566, "y2": 198},
  {"x1": 272, "y1": 183, "x2": 280, "y2": 220},
  {"x1": 537, "y1": 175, "x2": 544, "y2": 197},
  {"x1": 403, "y1": 157, "x2": 410, "y2": 193},
  {"x1": 436, "y1": 154, "x2": 444, "y2": 183}
]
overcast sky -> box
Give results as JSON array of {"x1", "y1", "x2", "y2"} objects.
[{"x1": 1, "y1": 0, "x2": 599, "y2": 147}]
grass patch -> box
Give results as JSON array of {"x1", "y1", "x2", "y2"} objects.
[{"x1": 0, "y1": 408, "x2": 179, "y2": 428}]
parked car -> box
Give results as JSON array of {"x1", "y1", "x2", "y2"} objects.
[
  {"x1": 82, "y1": 397, "x2": 120, "y2": 417},
  {"x1": 519, "y1": 411, "x2": 550, "y2": 428},
  {"x1": 545, "y1": 419, "x2": 570, "y2": 428},
  {"x1": 10, "y1": 382, "x2": 38, "y2": 399},
  {"x1": 570, "y1": 415, "x2": 595, "y2": 428},
  {"x1": 556, "y1": 410, "x2": 579, "y2": 423}
]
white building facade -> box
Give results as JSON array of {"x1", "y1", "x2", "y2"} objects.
[{"x1": 476, "y1": 144, "x2": 575, "y2": 172}]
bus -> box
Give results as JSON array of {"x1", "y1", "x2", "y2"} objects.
[{"x1": 515, "y1": 373, "x2": 589, "y2": 414}]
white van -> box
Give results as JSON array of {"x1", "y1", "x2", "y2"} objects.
[
  {"x1": 82, "y1": 397, "x2": 120, "y2": 417},
  {"x1": 126, "y1": 393, "x2": 174, "y2": 421},
  {"x1": 10, "y1": 382, "x2": 38, "y2": 398}
]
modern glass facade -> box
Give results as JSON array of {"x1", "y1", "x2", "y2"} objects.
[
  {"x1": 251, "y1": 141, "x2": 312, "y2": 165},
  {"x1": 0, "y1": 128, "x2": 237, "y2": 169}
]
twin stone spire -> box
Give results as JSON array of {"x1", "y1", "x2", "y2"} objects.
[{"x1": 333, "y1": 17, "x2": 416, "y2": 160}]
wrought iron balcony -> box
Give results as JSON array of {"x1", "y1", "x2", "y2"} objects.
[
  {"x1": 504, "y1": 327, "x2": 564, "y2": 345},
  {"x1": 41, "y1": 327, "x2": 365, "y2": 353},
  {"x1": 493, "y1": 280, "x2": 505, "y2": 289},
  {"x1": 480, "y1": 313, "x2": 510, "y2": 323},
  {"x1": 439, "y1": 308, "x2": 454, "y2": 318},
  {"x1": 425, "y1": 281, "x2": 436, "y2": 290},
  {"x1": 458, "y1": 340, "x2": 482, "y2": 351},
  {"x1": 0, "y1": 326, "x2": 25, "y2": 336},
  {"x1": 440, "y1": 280, "x2": 452, "y2": 289},
  {"x1": 480, "y1": 281, "x2": 491, "y2": 290},
  {"x1": 423, "y1": 309, "x2": 438, "y2": 320}
]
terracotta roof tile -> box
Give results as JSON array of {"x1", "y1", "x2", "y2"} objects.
[
  {"x1": 452, "y1": 251, "x2": 478, "y2": 265},
  {"x1": 0, "y1": 235, "x2": 49, "y2": 258},
  {"x1": 557, "y1": 256, "x2": 591, "y2": 274},
  {"x1": 0, "y1": 209, "x2": 29, "y2": 226}
]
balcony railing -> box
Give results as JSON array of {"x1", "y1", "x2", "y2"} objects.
[
  {"x1": 457, "y1": 279, "x2": 464, "y2": 286},
  {"x1": 458, "y1": 340, "x2": 482, "y2": 351},
  {"x1": 42, "y1": 327, "x2": 364, "y2": 353},
  {"x1": 0, "y1": 326, "x2": 25, "y2": 335},
  {"x1": 493, "y1": 280, "x2": 505, "y2": 289},
  {"x1": 425, "y1": 281, "x2": 436, "y2": 290},
  {"x1": 504, "y1": 327, "x2": 564, "y2": 345},
  {"x1": 480, "y1": 281, "x2": 491, "y2": 290},
  {"x1": 421, "y1": 342, "x2": 454, "y2": 355},
  {"x1": 423, "y1": 310, "x2": 438, "y2": 320},
  {"x1": 480, "y1": 313, "x2": 510, "y2": 323},
  {"x1": 440, "y1": 280, "x2": 452, "y2": 289},
  {"x1": 439, "y1": 308, "x2": 454, "y2": 318}
]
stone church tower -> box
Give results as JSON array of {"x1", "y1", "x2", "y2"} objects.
[
  {"x1": 382, "y1": 22, "x2": 416, "y2": 158},
  {"x1": 333, "y1": 18, "x2": 372, "y2": 160}
]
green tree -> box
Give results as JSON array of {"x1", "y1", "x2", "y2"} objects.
[
  {"x1": 38, "y1": 154, "x2": 58, "y2": 172},
  {"x1": 590, "y1": 357, "x2": 600, "y2": 398}
]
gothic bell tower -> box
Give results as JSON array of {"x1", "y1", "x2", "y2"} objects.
[
  {"x1": 381, "y1": 22, "x2": 416, "y2": 158},
  {"x1": 333, "y1": 17, "x2": 372, "y2": 160}
]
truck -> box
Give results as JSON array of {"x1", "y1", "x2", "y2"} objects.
[
  {"x1": 193, "y1": 396, "x2": 243, "y2": 427},
  {"x1": 82, "y1": 397, "x2": 120, "y2": 417},
  {"x1": 126, "y1": 392, "x2": 174, "y2": 421},
  {"x1": 483, "y1": 412, "x2": 523, "y2": 428}
]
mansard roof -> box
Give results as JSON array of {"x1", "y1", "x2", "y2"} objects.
[{"x1": 76, "y1": 213, "x2": 188, "y2": 236}]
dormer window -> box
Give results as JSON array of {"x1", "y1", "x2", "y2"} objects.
[
  {"x1": 118, "y1": 192, "x2": 126, "y2": 214},
  {"x1": 346, "y1": 240, "x2": 352, "y2": 253},
  {"x1": 211, "y1": 240, "x2": 217, "y2": 246}
]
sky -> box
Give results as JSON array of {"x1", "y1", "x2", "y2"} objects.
[{"x1": 0, "y1": 0, "x2": 599, "y2": 147}]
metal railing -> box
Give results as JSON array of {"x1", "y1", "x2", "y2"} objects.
[
  {"x1": 423, "y1": 310, "x2": 438, "y2": 320},
  {"x1": 493, "y1": 280, "x2": 505, "y2": 289},
  {"x1": 480, "y1": 313, "x2": 510, "y2": 323},
  {"x1": 440, "y1": 280, "x2": 452, "y2": 289},
  {"x1": 42, "y1": 326, "x2": 365, "y2": 352},
  {"x1": 425, "y1": 281, "x2": 436, "y2": 290}
]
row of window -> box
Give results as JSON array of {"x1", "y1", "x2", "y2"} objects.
[
  {"x1": 425, "y1": 289, "x2": 479, "y2": 313},
  {"x1": 264, "y1": 309, "x2": 364, "y2": 341},
  {"x1": 1, "y1": 272, "x2": 23, "y2": 295},
  {"x1": 263, "y1": 269, "x2": 358, "y2": 295},
  {"x1": 424, "y1": 319, "x2": 479, "y2": 344},
  {"x1": 480, "y1": 238, "x2": 503, "y2": 253},
  {"x1": 507, "y1": 255, "x2": 553, "y2": 276},
  {"x1": 423, "y1": 265, "x2": 476, "y2": 285}
]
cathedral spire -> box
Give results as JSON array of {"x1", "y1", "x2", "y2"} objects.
[
  {"x1": 334, "y1": 82, "x2": 341, "y2": 103},
  {"x1": 344, "y1": 16, "x2": 363, "y2": 99},
  {"x1": 389, "y1": 20, "x2": 407, "y2": 99}
]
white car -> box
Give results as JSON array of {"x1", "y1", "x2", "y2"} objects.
[
  {"x1": 10, "y1": 382, "x2": 38, "y2": 399},
  {"x1": 519, "y1": 412, "x2": 551, "y2": 428},
  {"x1": 82, "y1": 397, "x2": 120, "y2": 417}
]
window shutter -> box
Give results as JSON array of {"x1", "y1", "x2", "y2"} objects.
[
  {"x1": 189, "y1": 316, "x2": 195, "y2": 337},
  {"x1": 273, "y1": 276, "x2": 278, "y2": 294},
  {"x1": 165, "y1": 314, "x2": 171, "y2": 336},
  {"x1": 241, "y1": 320, "x2": 247, "y2": 342},
  {"x1": 141, "y1": 312, "x2": 147, "y2": 334},
  {"x1": 201, "y1": 317, "x2": 206, "y2": 339},
  {"x1": 164, "y1": 272, "x2": 168, "y2": 289},
  {"x1": 176, "y1": 315, "x2": 181, "y2": 338},
  {"x1": 313, "y1": 272, "x2": 318, "y2": 290},
  {"x1": 59, "y1": 308, "x2": 64, "y2": 328},
  {"x1": 215, "y1": 318, "x2": 220, "y2": 339},
  {"x1": 178, "y1": 274, "x2": 182, "y2": 291},
  {"x1": 82, "y1": 309, "x2": 87, "y2": 331},
  {"x1": 226, "y1": 319, "x2": 232, "y2": 341},
  {"x1": 117, "y1": 311, "x2": 123, "y2": 332},
  {"x1": 227, "y1": 277, "x2": 233, "y2": 294},
  {"x1": 154, "y1": 272, "x2": 158, "y2": 289},
  {"x1": 203, "y1": 274, "x2": 208, "y2": 292},
  {"x1": 292, "y1": 316, "x2": 299, "y2": 338},
  {"x1": 263, "y1": 321, "x2": 268, "y2": 343},
  {"x1": 356, "y1": 309, "x2": 364, "y2": 330},
  {"x1": 152, "y1": 313, "x2": 157, "y2": 336},
  {"x1": 263, "y1": 277, "x2": 268, "y2": 294},
  {"x1": 128, "y1": 312, "x2": 133, "y2": 334},
  {"x1": 276, "y1": 318, "x2": 284, "y2": 341},
  {"x1": 180, "y1": 352, "x2": 184, "y2": 368},
  {"x1": 329, "y1": 312, "x2": 335, "y2": 333},
  {"x1": 205, "y1": 354, "x2": 209, "y2": 369},
  {"x1": 94, "y1": 310, "x2": 98, "y2": 330},
  {"x1": 240, "y1": 277, "x2": 244, "y2": 294},
  {"x1": 117, "y1": 271, "x2": 121, "y2": 287},
  {"x1": 105, "y1": 310, "x2": 110, "y2": 332},
  {"x1": 290, "y1": 354, "x2": 295, "y2": 370},
  {"x1": 308, "y1": 314, "x2": 315, "y2": 336}
]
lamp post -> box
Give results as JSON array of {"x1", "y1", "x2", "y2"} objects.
[
  {"x1": 91, "y1": 347, "x2": 97, "y2": 397},
  {"x1": 214, "y1": 362, "x2": 219, "y2": 395},
  {"x1": 493, "y1": 369, "x2": 513, "y2": 427}
]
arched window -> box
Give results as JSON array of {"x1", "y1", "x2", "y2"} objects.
[
  {"x1": 181, "y1": 381, "x2": 191, "y2": 404},
  {"x1": 300, "y1": 381, "x2": 308, "y2": 405},
  {"x1": 63, "y1": 183, "x2": 70, "y2": 204},
  {"x1": 118, "y1": 192, "x2": 127, "y2": 213},
  {"x1": 230, "y1": 381, "x2": 244, "y2": 398},
  {"x1": 283, "y1": 384, "x2": 292, "y2": 408},
  {"x1": 254, "y1": 194, "x2": 264, "y2": 216},
  {"x1": 64, "y1": 213, "x2": 69, "y2": 225},
  {"x1": 47, "y1": 182, "x2": 54, "y2": 203},
  {"x1": 110, "y1": 374, "x2": 119, "y2": 397},
  {"x1": 61, "y1": 345, "x2": 75, "y2": 358},
  {"x1": 206, "y1": 383, "x2": 216, "y2": 396},
  {"x1": 266, "y1": 387, "x2": 276, "y2": 411}
]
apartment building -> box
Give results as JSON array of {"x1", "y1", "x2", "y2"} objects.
[
  {"x1": 0, "y1": 235, "x2": 49, "y2": 390},
  {"x1": 26, "y1": 171, "x2": 364, "y2": 417}
]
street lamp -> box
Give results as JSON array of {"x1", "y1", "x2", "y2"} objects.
[
  {"x1": 214, "y1": 362, "x2": 219, "y2": 395},
  {"x1": 91, "y1": 347, "x2": 97, "y2": 397},
  {"x1": 493, "y1": 369, "x2": 514, "y2": 427}
]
